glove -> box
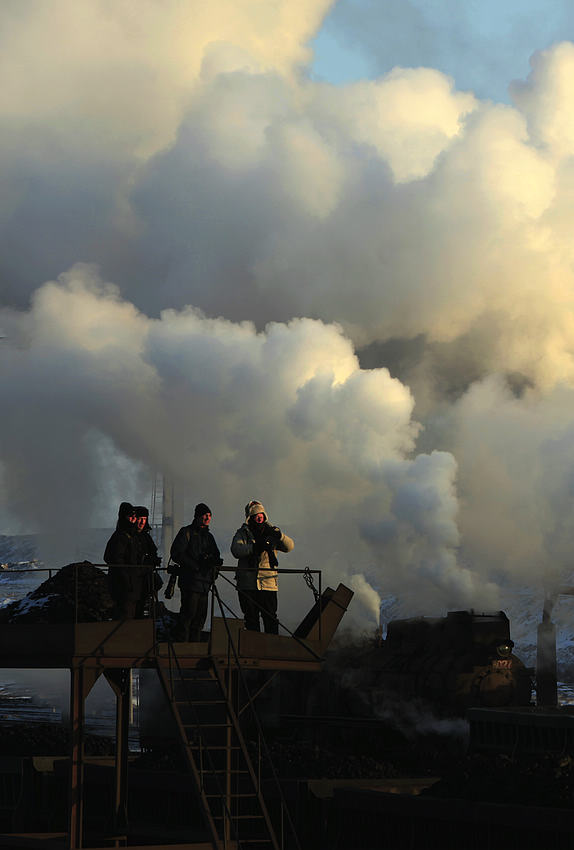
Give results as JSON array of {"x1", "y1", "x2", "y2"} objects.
[
  {"x1": 254, "y1": 537, "x2": 268, "y2": 554},
  {"x1": 200, "y1": 552, "x2": 219, "y2": 566},
  {"x1": 198, "y1": 553, "x2": 222, "y2": 573},
  {"x1": 268, "y1": 526, "x2": 282, "y2": 542}
]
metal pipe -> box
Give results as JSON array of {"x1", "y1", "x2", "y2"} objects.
[
  {"x1": 68, "y1": 667, "x2": 85, "y2": 849},
  {"x1": 537, "y1": 591, "x2": 558, "y2": 707}
]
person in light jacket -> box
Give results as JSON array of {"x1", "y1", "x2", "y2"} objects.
[{"x1": 230, "y1": 500, "x2": 294, "y2": 634}]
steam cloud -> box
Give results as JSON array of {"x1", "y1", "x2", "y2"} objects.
[
  {"x1": 1, "y1": 268, "x2": 487, "y2": 623},
  {"x1": 1, "y1": 1, "x2": 574, "y2": 626}
]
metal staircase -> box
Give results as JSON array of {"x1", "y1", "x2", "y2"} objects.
[{"x1": 156, "y1": 640, "x2": 299, "y2": 850}]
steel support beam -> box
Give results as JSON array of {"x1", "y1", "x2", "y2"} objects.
[
  {"x1": 105, "y1": 668, "x2": 132, "y2": 841},
  {"x1": 68, "y1": 666, "x2": 100, "y2": 850}
]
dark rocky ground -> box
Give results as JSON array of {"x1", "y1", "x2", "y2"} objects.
[
  {"x1": 1, "y1": 721, "x2": 574, "y2": 810},
  {"x1": 426, "y1": 751, "x2": 574, "y2": 808}
]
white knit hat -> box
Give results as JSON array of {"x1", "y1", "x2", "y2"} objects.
[{"x1": 245, "y1": 500, "x2": 267, "y2": 521}]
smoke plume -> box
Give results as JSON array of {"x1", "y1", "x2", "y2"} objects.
[
  {"x1": 2, "y1": 1, "x2": 574, "y2": 626},
  {"x1": 1, "y1": 267, "x2": 486, "y2": 623}
]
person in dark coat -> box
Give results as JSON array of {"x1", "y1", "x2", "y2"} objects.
[
  {"x1": 133, "y1": 506, "x2": 162, "y2": 616},
  {"x1": 170, "y1": 503, "x2": 223, "y2": 641},
  {"x1": 104, "y1": 502, "x2": 139, "y2": 619}
]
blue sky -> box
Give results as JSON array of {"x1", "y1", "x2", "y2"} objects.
[{"x1": 311, "y1": 0, "x2": 574, "y2": 101}]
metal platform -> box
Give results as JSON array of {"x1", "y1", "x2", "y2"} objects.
[
  {"x1": 0, "y1": 618, "x2": 323, "y2": 672},
  {"x1": 0, "y1": 583, "x2": 353, "y2": 674},
  {"x1": 0, "y1": 583, "x2": 353, "y2": 849}
]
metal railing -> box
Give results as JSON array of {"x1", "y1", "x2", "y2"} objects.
[{"x1": 0, "y1": 562, "x2": 325, "y2": 641}]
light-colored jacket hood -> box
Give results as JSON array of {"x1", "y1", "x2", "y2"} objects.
[{"x1": 244, "y1": 500, "x2": 268, "y2": 522}]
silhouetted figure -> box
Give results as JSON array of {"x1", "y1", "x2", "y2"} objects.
[
  {"x1": 231, "y1": 500, "x2": 294, "y2": 634},
  {"x1": 134, "y1": 505, "x2": 162, "y2": 616},
  {"x1": 104, "y1": 503, "x2": 160, "y2": 619},
  {"x1": 104, "y1": 502, "x2": 139, "y2": 619},
  {"x1": 170, "y1": 503, "x2": 222, "y2": 641}
]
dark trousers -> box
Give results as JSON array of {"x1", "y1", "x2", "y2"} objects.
[
  {"x1": 116, "y1": 599, "x2": 147, "y2": 619},
  {"x1": 176, "y1": 588, "x2": 209, "y2": 641},
  {"x1": 239, "y1": 589, "x2": 278, "y2": 634},
  {"x1": 109, "y1": 570, "x2": 149, "y2": 620}
]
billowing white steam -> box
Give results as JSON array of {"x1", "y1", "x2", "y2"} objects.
[
  {"x1": 1, "y1": 268, "x2": 491, "y2": 624},
  {"x1": 2, "y1": 1, "x2": 574, "y2": 627}
]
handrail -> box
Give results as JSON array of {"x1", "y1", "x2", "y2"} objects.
[
  {"x1": 0, "y1": 563, "x2": 321, "y2": 576},
  {"x1": 1, "y1": 562, "x2": 325, "y2": 651},
  {"x1": 217, "y1": 571, "x2": 324, "y2": 662}
]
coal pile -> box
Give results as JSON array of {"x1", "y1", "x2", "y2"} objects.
[
  {"x1": 131, "y1": 737, "x2": 399, "y2": 778},
  {"x1": 0, "y1": 559, "x2": 179, "y2": 636},
  {"x1": 132, "y1": 740, "x2": 186, "y2": 772},
  {"x1": 425, "y1": 751, "x2": 574, "y2": 808},
  {"x1": 0, "y1": 562, "x2": 114, "y2": 623},
  {"x1": 261, "y1": 740, "x2": 399, "y2": 780},
  {"x1": 0, "y1": 722, "x2": 114, "y2": 756}
]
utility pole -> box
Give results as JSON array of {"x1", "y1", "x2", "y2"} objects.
[
  {"x1": 536, "y1": 588, "x2": 558, "y2": 707},
  {"x1": 162, "y1": 476, "x2": 184, "y2": 566}
]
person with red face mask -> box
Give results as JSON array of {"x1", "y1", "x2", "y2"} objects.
[
  {"x1": 133, "y1": 505, "x2": 162, "y2": 616},
  {"x1": 231, "y1": 500, "x2": 294, "y2": 634}
]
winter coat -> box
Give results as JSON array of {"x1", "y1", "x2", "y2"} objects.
[
  {"x1": 170, "y1": 522, "x2": 222, "y2": 593},
  {"x1": 104, "y1": 528, "x2": 139, "y2": 567},
  {"x1": 134, "y1": 530, "x2": 161, "y2": 566},
  {"x1": 135, "y1": 529, "x2": 162, "y2": 592},
  {"x1": 104, "y1": 526, "x2": 146, "y2": 602},
  {"x1": 104, "y1": 524, "x2": 160, "y2": 602},
  {"x1": 231, "y1": 522, "x2": 294, "y2": 591}
]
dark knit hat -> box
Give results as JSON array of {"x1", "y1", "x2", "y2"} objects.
[
  {"x1": 194, "y1": 502, "x2": 211, "y2": 517},
  {"x1": 134, "y1": 506, "x2": 149, "y2": 517},
  {"x1": 118, "y1": 502, "x2": 135, "y2": 518}
]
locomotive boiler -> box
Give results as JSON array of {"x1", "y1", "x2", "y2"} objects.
[{"x1": 365, "y1": 609, "x2": 532, "y2": 711}]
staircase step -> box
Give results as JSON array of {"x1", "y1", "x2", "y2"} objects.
[
  {"x1": 175, "y1": 676, "x2": 217, "y2": 683},
  {"x1": 205, "y1": 791, "x2": 257, "y2": 800},
  {"x1": 209, "y1": 768, "x2": 249, "y2": 776},
  {"x1": 213, "y1": 813, "x2": 265, "y2": 821},
  {"x1": 158, "y1": 657, "x2": 285, "y2": 850}
]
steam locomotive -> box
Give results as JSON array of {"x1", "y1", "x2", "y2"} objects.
[
  {"x1": 139, "y1": 609, "x2": 533, "y2": 752},
  {"x1": 361, "y1": 609, "x2": 533, "y2": 711}
]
